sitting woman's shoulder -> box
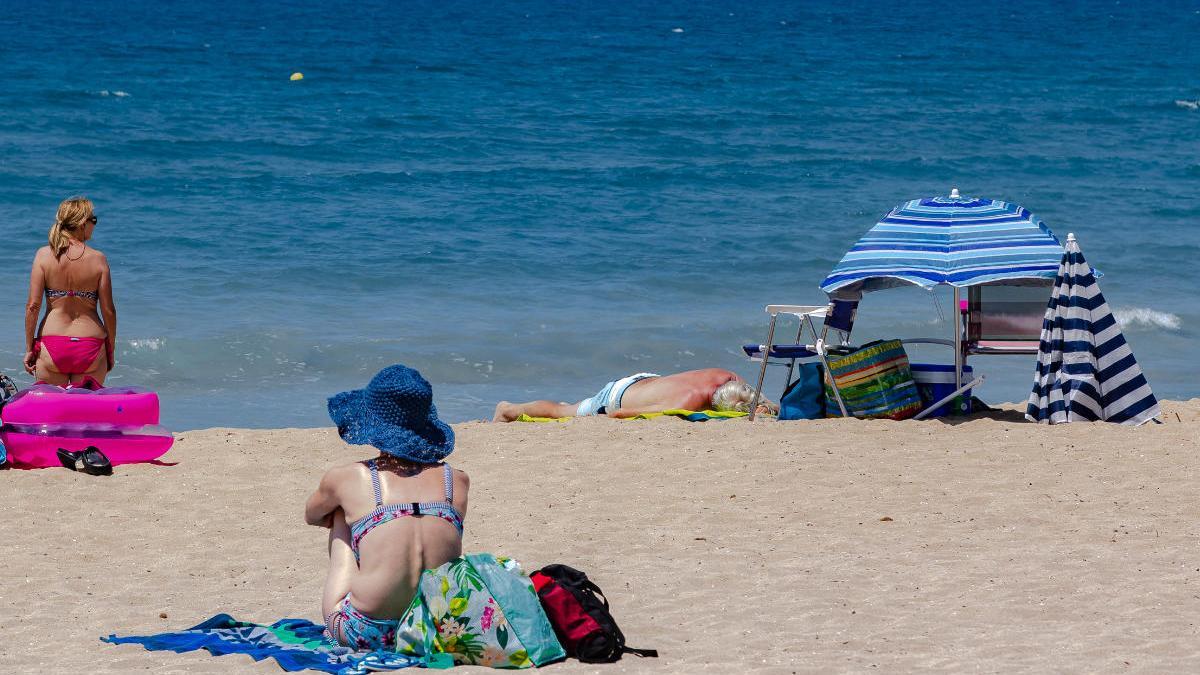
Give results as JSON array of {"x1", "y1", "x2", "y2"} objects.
[
  {"x1": 319, "y1": 460, "x2": 370, "y2": 486},
  {"x1": 448, "y1": 465, "x2": 470, "y2": 495}
]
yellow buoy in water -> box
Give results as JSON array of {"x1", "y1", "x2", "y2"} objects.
[{"x1": 290, "y1": 72, "x2": 304, "y2": 81}]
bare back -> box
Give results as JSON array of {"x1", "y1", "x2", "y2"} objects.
[
  {"x1": 331, "y1": 461, "x2": 469, "y2": 617},
  {"x1": 619, "y1": 368, "x2": 739, "y2": 411},
  {"x1": 29, "y1": 245, "x2": 110, "y2": 339}
]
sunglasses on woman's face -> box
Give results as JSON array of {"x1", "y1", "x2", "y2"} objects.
[{"x1": 87, "y1": 216, "x2": 98, "y2": 224}]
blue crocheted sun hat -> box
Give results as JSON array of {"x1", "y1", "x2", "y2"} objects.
[{"x1": 327, "y1": 364, "x2": 454, "y2": 463}]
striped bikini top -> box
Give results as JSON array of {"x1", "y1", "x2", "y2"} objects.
[
  {"x1": 348, "y1": 459, "x2": 464, "y2": 561},
  {"x1": 46, "y1": 288, "x2": 99, "y2": 302}
]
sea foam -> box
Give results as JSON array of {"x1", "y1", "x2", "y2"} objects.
[
  {"x1": 1113, "y1": 308, "x2": 1181, "y2": 331},
  {"x1": 1174, "y1": 99, "x2": 1199, "y2": 110}
]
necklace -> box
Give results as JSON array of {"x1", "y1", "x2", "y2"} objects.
[{"x1": 65, "y1": 242, "x2": 86, "y2": 261}]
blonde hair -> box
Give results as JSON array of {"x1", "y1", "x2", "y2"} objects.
[
  {"x1": 49, "y1": 196, "x2": 94, "y2": 259},
  {"x1": 711, "y1": 380, "x2": 779, "y2": 415}
]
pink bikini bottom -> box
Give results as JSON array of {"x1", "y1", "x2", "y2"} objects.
[{"x1": 33, "y1": 336, "x2": 113, "y2": 376}]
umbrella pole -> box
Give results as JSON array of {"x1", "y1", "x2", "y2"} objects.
[{"x1": 953, "y1": 287, "x2": 963, "y2": 391}]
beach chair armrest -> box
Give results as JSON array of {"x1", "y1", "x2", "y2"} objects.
[
  {"x1": 901, "y1": 338, "x2": 955, "y2": 347},
  {"x1": 967, "y1": 342, "x2": 1040, "y2": 355},
  {"x1": 764, "y1": 304, "x2": 828, "y2": 318},
  {"x1": 743, "y1": 344, "x2": 819, "y2": 359}
]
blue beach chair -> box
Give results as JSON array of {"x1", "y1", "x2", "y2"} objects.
[{"x1": 743, "y1": 299, "x2": 859, "y2": 420}]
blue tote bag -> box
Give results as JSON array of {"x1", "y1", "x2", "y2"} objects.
[{"x1": 778, "y1": 362, "x2": 825, "y2": 420}]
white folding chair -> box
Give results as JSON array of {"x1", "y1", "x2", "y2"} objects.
[{"x1": 743, "y1": 300, "x2": 858, "y2": 421}]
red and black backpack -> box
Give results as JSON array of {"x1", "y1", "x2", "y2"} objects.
[{"x1": 530, "y1": 564, "x2": 658, "y2": 663}]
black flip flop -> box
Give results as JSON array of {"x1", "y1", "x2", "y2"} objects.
[
  {"x1": 57, "y1": 446, "x2": 112, "y2": 476},
  {"x1": 81, "y1": 446, "x2": 112, "y2": 476},
  {"x1": 57, "y1": 447, "x2": 82, "y2": 470}
]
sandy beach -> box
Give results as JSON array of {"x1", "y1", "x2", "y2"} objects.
[{"x1": 3, "y1": 401, "x2": 1199, "y2": 673}]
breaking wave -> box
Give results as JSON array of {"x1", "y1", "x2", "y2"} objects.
[{"x1": 1113, "y1": 307, "x2": 1181, "y2": 331}]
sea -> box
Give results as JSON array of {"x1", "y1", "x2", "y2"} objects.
[{"x1": 0, "y1": 0, "x2": 1196, "y2": 430}]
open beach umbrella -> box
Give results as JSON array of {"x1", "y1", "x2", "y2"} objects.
[
  {"x1": 819, "y1": 190, "x2": 1068, "y2": 390},
  {"x1": 820, "y1": 191, "x2": 1066, "y2": 297},
  {"x1": 1025, "y1": 234, "x2": 1159, "y2": 425}
]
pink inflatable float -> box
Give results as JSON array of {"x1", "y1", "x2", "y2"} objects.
[{"x1": 1, "y1": 385, "x2": 173, "y2": 469}]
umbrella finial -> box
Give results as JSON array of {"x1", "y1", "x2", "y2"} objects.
[
  {"x1": 1067, "y1": 232, "x2": 1076, "y2": 242},
  {"x1": 949, "y1": 187, "x2": 960, "y2": 199}
]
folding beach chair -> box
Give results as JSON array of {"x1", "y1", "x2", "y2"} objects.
[
  {"x1": 742, "y1": 299, "x2": 859, "y2": 421},
  {"x1": 964, "y1": 285, "x2": 1045, "y2": 357}
]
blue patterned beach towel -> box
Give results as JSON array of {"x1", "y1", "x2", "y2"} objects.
[
  {"x1": 102, "y1": 614, "x2": 419, "y2": 674},
  {"x1": 102, "y1": 554, "x2": 563, "y2": 672}
]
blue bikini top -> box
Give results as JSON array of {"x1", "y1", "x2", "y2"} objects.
[{"x1": 347, "y1": 460, "x2": 464, "y2": 561}]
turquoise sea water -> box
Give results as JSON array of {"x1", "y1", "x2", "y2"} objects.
[{"x1": 0, "y1": 1, "x2": 1196, "y2": 429}]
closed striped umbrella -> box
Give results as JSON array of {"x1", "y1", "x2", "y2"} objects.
[
  {"x1": 820, "y1": 193, "x2": 1065, "y2": 297},
  {"x1": 1026, "y1": 234, "x2": 1159, "y2": 425}
]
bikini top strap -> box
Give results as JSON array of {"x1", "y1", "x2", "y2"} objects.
[
  {"x1": 442, "y1": 463, "x2": 453, "y2": 502},
  {"x1": 368, "y1": 459, "x2": 383, "y2": 507}
]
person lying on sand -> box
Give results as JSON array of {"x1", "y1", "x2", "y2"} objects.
[
  {"x1": 305, "y1": 364, "x2": 469, "y2": 650},
  {"x1": 492, "y1": 368, "x2": 779, "y2": 422}
]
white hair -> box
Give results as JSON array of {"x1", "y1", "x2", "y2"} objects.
[{"x1": 710, "y1": 380, "x2": 778, "y2": 415}]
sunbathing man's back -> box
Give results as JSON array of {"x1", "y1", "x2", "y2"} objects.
[{"x1": 619, "y1": 368, "x2": 739, "y2": 412}]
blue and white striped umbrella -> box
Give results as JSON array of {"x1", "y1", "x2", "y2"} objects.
[
  {"x1": 820, "y1": 194, "x2": 1065, "y2": 297},
  {"x1": 1026, "y1": 234, "x2": 1159, "y2": 425}
]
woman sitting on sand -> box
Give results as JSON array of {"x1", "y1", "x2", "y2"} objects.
[
  {"x1": 23, "y1": 196, "x2": 117, "y2": 388},
  {"x1": 305, "y1": 365, "x2": 469, "y2": 650},
  {"x1": 493, "y1": 367, "x2": 779, "y2": 422}
]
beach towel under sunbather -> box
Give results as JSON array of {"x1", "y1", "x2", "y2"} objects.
[
  {"x1": 516, "y1": 409, "x2": 751, "y2": 422},
  {"x1": 575, "y1": 373, "x2": 658, "y2": 416},
  {"x1": 104, "y1": 614, "x2": 418, "y2": 674},
  {"x1": 104, "y1": 554, "x2": 564, "y2": 671}
]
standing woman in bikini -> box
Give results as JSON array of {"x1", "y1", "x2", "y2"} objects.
[{"x1": 23, "y1": 196, "x2": 117, "y2": 388}]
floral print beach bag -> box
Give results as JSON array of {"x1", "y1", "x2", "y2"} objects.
[{"x1": 393, "y1": 553, "x2": 565, "y2": 669}]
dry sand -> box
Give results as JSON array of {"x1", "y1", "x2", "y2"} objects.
[{"x1": 2, "y1": 401, "x2": 1199, "y2": 674}]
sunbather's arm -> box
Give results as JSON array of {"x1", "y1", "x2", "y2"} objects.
[{"x1": 304, "y1": 468, "x2": 342, "y2": 527}]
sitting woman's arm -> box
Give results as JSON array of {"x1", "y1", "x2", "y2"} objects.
[{"x1": 304, "y1": 467, "x2": 343, "y2": 528}]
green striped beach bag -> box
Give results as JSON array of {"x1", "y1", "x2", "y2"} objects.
[{"x1": 824, "y1": 339, "x2": 924, "y2": 420}]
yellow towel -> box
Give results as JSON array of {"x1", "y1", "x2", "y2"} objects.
[{"x1": 515, "y1": 413, "x2": 572, "y2": 423}]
